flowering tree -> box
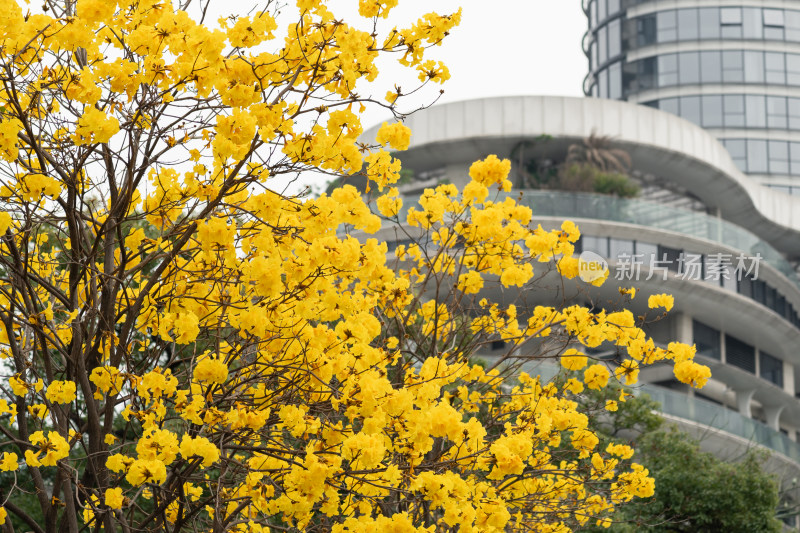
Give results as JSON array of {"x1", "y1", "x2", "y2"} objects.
[{"x1": 0, "y1": 0, "x2": 712, "y2": 531}]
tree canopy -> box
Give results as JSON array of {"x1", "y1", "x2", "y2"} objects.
[{"x1": 0, "y1": 1, "x2": 711, "y2": 531}]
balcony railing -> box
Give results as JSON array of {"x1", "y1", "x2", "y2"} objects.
[
  {"x1": 506, "y1": 190, "x2": 800, "y2": 290},
  {"x1": 640, "y1": 384, "x2": 800, "y2": 464}
]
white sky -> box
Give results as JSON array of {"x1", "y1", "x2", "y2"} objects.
[{"x1": 221, "y1": 0, "x2": 589, "y2": 192}]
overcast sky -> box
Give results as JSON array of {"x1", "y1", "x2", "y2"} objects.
[{"x1": 222, "y1": 1, "x2": 589, "y2": 191}]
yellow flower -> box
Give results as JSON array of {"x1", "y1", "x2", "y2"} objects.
[
  {"x1": 45, "y1": 380, "x2": 77, "y2": 404},
  {"x1": 648, "y1": 293, "x2": 674, "y2": 312},
  {"x1": 0, "y1": 452, "x2": 17, "y2": 471},
  {"x1": 561, "y1": 348, "x2": 588, "y2": 371},
  {"x1": 375, "y1": 121, "x2": 411, "y2": 151},
  {"x1": 126, "y1": 459, "x2": 167, "y2": 486},
  {"x1": 105, "y1": 487, "x2": 124, "y2": 509},
  {"x1": 194, "y1": 357, "x2": 228, "y2": 384},
  {"x1": 468, "y1": 154, "x2": 512, "y2": 189},
  {"x1": 584, "y1": 364, "x2": 610, "y2": 390}
]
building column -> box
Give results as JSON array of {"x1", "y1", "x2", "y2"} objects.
[
  {"x1": 673, "y1": 312, "x2": 693, "y2": 346},
  {"x1": 764, "y1": 405, "x2": 785, "y2": 432},
  {"x1": 735, "y1": 388, "x2": 756, "y2": 418}
]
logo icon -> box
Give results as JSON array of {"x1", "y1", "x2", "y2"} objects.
[{"x1": 578, "y1": 251, "x2": 608, "y2": 283}]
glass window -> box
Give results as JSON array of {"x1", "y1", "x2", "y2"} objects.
[
  {"x1": 725, "y1": 334, "x2": 755, "y2": 373},
  {"x1": 598, "y1": 69, "x2": 608, "y2": 98},
  {"x1": 744, "y1": 51, "x2": 765, "y2": 83},
  {"x1": 760, "y1": 351, "x2": 784, "y2": 387},
  {"x1": 723, "y1": 94, "x2": 746, "y2": 127},
  {"x1": 699, "y1": 7, "x2": 720, "y2": 40},
  {"x1": 598, "y1": 26, "x2": 608, "y2": 65},
  {"x1": 700, "y1": 51, "x2": 722, "y2": 83},
  {"x1": 635, "y1": 242, "x2": 657, "y2": 267},
  {"x1": 721, "y1": 7, "x2": 743, "y2": 38},
  {"x1": 658, "y1": 54, "x2": 678, "y2": 86},
  {"x1": 790, "y1": 98, "x2": 800, "y2": 129},
  {"x1": 637, "y1": 14, "x2": 657, "y2": 46},
  {"x1": 608, "y1": 0, "x2": 619, "y2": 17},
  {"x1": 598, "y1": 0, "x2": 607, "y2": 21},
  {"x1": 583, "y1": 236, "x2": 608, "y2": 256},
  {"x1": 591, "y1": 0, "x2": 597, "y2": 27},
  {"x1": 721, "y1": 7, "x2": 742, "y2": 24},
  {"x1": 657, "y1": 10, "x2": 677, "y2": 43},
  {"x1": 609, "y1": 238, "x2": 633, "y2": 260},
  {"x1": 790, "y1": 142, "x2": 800, "y2": 174},
  {"x1": 746, "y1": 95, "x2": 767, "y2": 127},
  {"x1": 742, "y1": 7, "x2": 763, "y2": 39},
  {"x1": 769, "y1": 140, "x2": 789, "y2": 173},
  {"x1": 591, "y1": 41, "x2": 598, "y2": 70},
  {"x1": 608, "y1": 19, "x2": 621, "y2": 58},
  {"x1": 722, "y1": 51, "x2": 744, "y2": 82},
  {"x1": 678, "y1": 8, "x2": 699, "y2": 41},
  {"x1": 694, "y1": 320, "x2": 720, "y2": 360},
  {"x1": 724, "y1": 139, "x2": 747, "y2": 171},
  {"x1": 786, "y1": 11, "x2": 800, "y2": 41},
  {"x1": 765, "y1": 52, "x2": 786, "y2": 84},
  {"x1": 608, "y1": 62, "x2": 622, "y2": 99},
  {"x1": 767, "y1": 96, "x2": 788, "y2": 129},
  {"x1": 764, "y1": 9, "x2": 785, "y2": 27},
  {"x1": 679, "y1": 52, "x2": 700, "y2": 84},
  {"x1": 680, "y1": 96, "x2": 701, "y2": 126},
  {"x1": 747, "y1": 139, "x2": 769, "y2": 172},
  {"x1": 635, "y1": 57, "x2": 657, "y2": 91},
  {"x1": 702, "y1": 95, "x2": 723, "y2": 127},
  {"x1": 659, "y1": 97, "x2": 679, "y2": 116},
  {"x1": 787, "y1": 54, "x2": 800, "y2": 85}
]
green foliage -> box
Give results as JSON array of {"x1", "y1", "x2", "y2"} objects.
[
  {"x1": 578, "y1": 385, "x2": 782, "y2": 533},
  {"x1": 556, "y1": 164, "x2": 639, "y2": 198}
]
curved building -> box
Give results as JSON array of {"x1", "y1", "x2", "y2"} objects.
[
  {"x1": 361, "y1": 95, "x2": 800, "y2": 521},
  {"x1": 584, "y1": 0, "x2": 800, "y2": 192}
]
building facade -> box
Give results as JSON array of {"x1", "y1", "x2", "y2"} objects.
[
  {"x1": 362, "y1": 94, "x2": 800, "y2": 522},
  {"x1": 584, "y1": 0, "x2": 800, "y2": 192}
]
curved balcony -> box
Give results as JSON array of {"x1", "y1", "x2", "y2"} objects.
[
  {"x1": 506, "y1": 190, "x2": 800, "y2": 290},
  {"x1": 641, "y1": 384, "x2": 800, "y2": 465}
]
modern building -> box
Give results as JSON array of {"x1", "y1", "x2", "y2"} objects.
[
  {"x1": 362, "y1": 93, "x2": 800, "y2": 525},
  {"x1": 584, "y1": 0, "x2": 800, "y2": 192}
]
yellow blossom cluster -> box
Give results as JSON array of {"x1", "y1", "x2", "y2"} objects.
[{"x1": 0, "y1": 0, "x2": 711, "y2": 530}]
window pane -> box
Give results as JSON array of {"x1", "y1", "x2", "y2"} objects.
[
  {"x1": 598, "y1": 69, "x2": 608, "y2": 98},
  {"x1": 742, "y1": 7, "x2": 763, "y2": 39},
  {"x1": 747, "y1": 139, "x2": 769, "y2": 172},
  {"x1": 789, "y1": 98, "x2": 800, "y2": 128},
  {"x1": 694, "y1": 320, "x2": 720, "y2": 360},
  {"x1": 657, "y1": 10, "x2": 677, "y2": 42},
  {"x1": 767, "y1": 96, "x2": 788, "y2": 128},
  {"x1": 760, "y1": 351, "x2": 784, "y2": 387},
  {"x1": 769, "y1": 140, "x2": 789, "y2": 173},
  {"x1": 722, "y1": 51, "x2": 744, "y2": 82},
  {"x1": 790, "y1": 142, "x2": 800, "y2": 173},
  {"x1": 764, "y1": 9, "x2": 785, "y2": 27},
  {"x1": 699, "y1": 7, "x2": 720, "y2": 39},
  {"x1": 658, "y1": 54, "x2": 678, "y2": 86},
  {"x1": 787, "y1": 54, "x2": 800, "y2": 85},
  {"x1": 608, "y1": 0, "x2": 620, "y2": 17},
  {"x1": 724, "y1": 94, "x2": 746, "y2": 127},
  {"x1": 659, "y1": 97, "x2": 679, "y2": 115},
  {"x1": 608, "y1": 19, "x2": 621, "y2": 58},
  {"x1": 637, "y1": 15, "x2": 657, "y2": 46},
  {"x1": 680, "y1": 96, "x2": 701, "y2": 126},
  {"x1": 786, "y1": 11, "x2": 800, "y2": 41},
  {"x1": 724, "y1": 139, "x2": 747, "y2": 170},
  {"x1": 598, "y1": 0, "x2": 607, "y2": 21},
  {"x1": 700, "y1": 51, "x2": 722, "y2": 83},
  {"x1": 702, "y1": 95, "x2": 723, "y2": 127},
  {"x1": 721, "y1": 7, "x2": 742, "y2": 24},
  {"x1": 598, "y1": 26, "x2": 608, "y2": 64},
  {"x1": 765, "y1": 52, "x2": 786, "y2": 84},
  {"x1": 679, "y1": 52, "x2": 701, "y2": 84},
  {"x1": 746, "y1": 95, "x2": 766, "y2": 127},
  {"x1": 726, "y1": 335, "x2": 755, "y2": 373},
  {"x1": 744, "y1": 51, "x2": 765, "y2": 83},
  {"x1": 609, "y1": 62, "x2": 622, "y2": 99},
  {"x1": 678, "y1": 8, "x2": 699, "y2": 40}
]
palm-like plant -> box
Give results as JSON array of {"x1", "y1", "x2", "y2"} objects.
[{"x1": 566, "y1": 131, "x2": 632, "y2": 173}]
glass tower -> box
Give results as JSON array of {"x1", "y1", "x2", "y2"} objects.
[{"x1": 584, "y1": 0, "x2": 800, "y2": 193}]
